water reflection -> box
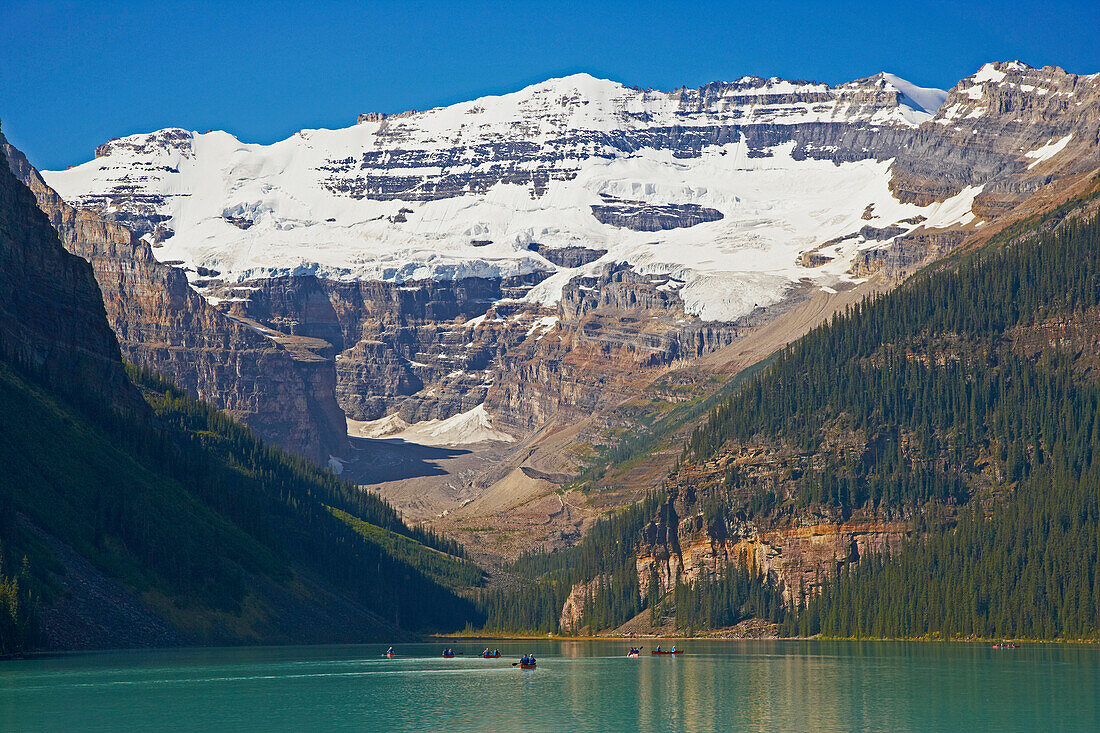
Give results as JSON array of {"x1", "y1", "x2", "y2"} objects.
[{"x1": 1, "y1": 640, "x2": 1097, "y2": 732}]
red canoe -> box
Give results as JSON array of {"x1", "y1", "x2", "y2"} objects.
[
  {"x1": 519, "y1": 662, "x2": 536, "y2": 669},
  {"x1": 482, "y1": 652, "x2": 501, "y2": 658},
  {"x1": 651, "y1": 650, "x2": 683, "y2": 655}
]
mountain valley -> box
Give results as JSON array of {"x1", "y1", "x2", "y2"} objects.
[{"x1": 3, "y1": 57, "x2": 1100, "y2": 647}]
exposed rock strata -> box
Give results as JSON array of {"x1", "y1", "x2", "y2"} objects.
[
  {"x1": 0, "y1": 143, "x2": 137, "y2": 409},
  {"x1": 527, "y1": 243, "x2": 607, "y2": 268},
  {"x1": 590, "y1": 201, "x2": 724, "y2": 231},
  {"x1": 889, "y1": 63, "x2": 1100, "y2": 210}
]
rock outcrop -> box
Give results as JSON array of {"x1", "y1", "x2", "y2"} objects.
[
  {"x1": 590, "y1": 200, "x2": 724, "y2": 231},
  {"x1": 889, "y1": 62, "x2": 1100, "y2": 210},
  {"x1": 527, "y1": 243, "x2": 607, "y2": 268},
  {"x1": 636, "y1": 450, "x2": 913, "y2": 605}
]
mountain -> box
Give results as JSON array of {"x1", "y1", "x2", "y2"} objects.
[
  {"x1": 0, "y1": 142, "x2": 480, "y2": 653},
  {"x1": 2, "y1": 136, "x2": 347, "y2": 463},
  {"x1": 19, "y1": 61, "x2": 1100, "y2": 564}
]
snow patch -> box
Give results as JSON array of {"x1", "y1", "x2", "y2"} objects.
[
  {"x1": 526, "y1": 315, "x2": 559, "y2": 337},
  {"x1": 881, "y1": 73, "x2": 948, "y2": 124},
  {"x1": 972, "y1": 63, "x2": 1007, "y2": 84},
  {"x1": 1025, "y1": 135, "x2": 1073, "y2": 169},
  {"x1": 348, "y1": 404, "x2": 514, "y2": 445}
]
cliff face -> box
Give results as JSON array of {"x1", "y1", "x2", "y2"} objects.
[
  {"x1": 0, "y1": 144, "x2": 136, "y2": 410},
  {"x1": 2, "y1": 137, "x2": 347, "y2": 461},
  {"x1": 638, "y1": 458, "x2": 912, "y2": 605},
  {"x1": 889, "y1": 63, "x2": 1100, "y2": 212},
  {"x1": 487, "y1": 265, "x2": 742, "y2": 432}
]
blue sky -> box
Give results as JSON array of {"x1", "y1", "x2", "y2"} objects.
[{"x1": 3, "y1": 0, "x2": 1098, "y2": 170}]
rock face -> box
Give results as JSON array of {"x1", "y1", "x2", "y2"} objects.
[
  {"x1": 590, "y1": 200, "x2": 724, "y2": 231},
  {"x1": 527, "y1": 243, "x2": 607, "y2": 268},
  {"x1": 210, "y1": 273, "x2": 549, "y2": 423},
  {"x1": 637, "y1": 455, "x2": 911, "y2": 605},
  {"x1": 559, "y1": 575, "x2": 608, "y2": 633},
  {"x1": 2, "y1": 137, "x2": 347, "y2": 461},
  {"x1": 889, "y1": 62, "x2": 1100, "y2": 212},
  {"x1": 0, "y1": 144, "x2": 136, "y2": 410},
  {"x1": 486, "y1": 265, "x2": 743, "y2": 433}
]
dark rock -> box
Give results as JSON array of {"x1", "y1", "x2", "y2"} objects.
[
  {"x1": 528, "y1": 243, "x2": 607, "y2": 267},
  {"x1": 591, "y1": 202, "x2": 724, "y2": 231}
]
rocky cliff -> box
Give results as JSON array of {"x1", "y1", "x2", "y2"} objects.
[
  {"x1": 2, "y1": 136, "x2": 347, "y2": 461},
  {"x1": 0, "y1": 143, "x2": 136, "y2": 411}
]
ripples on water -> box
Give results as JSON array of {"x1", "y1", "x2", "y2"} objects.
[{"x1": 1, "y1": 640, "x2": 1097, "y2": 732}]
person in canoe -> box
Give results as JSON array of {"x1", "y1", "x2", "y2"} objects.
[
  {"x1": 386, "y1": 647, "x2": 395, "y2": 657},
  {"x1": 670, "y1": 645, "x2": 676, "y2": 653},
  {"x1": 443, "y1": 648, "x2": 455, "y2": 658},
  {"x1": 655, "y1": 645, "x2": 661, "y2": 653},
  {"x1": 483, "y1": 647, "x2": 491, "y2": 656}
]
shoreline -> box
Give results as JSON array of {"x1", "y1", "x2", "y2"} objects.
[{"x1": 432, "y1": 632, "x2": 1099, "y2": 644}]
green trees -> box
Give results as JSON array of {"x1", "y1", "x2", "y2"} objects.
[
  {"x1": 479, "y1": 494, "x2": 659, "y2": 634},
  {"x1": 0, "y1": 356, "x2": 483, "y2": 651},
  {"x1": 0, "y1": 547, "x2": 35, "y2": 655},
  {"x1": 674, "y1": 556, "x2": 785, "y2": 632},
  {"x1": 481, "y1": 198, "x2": 1100, "y2": 640},
  {"x1": 795, "y1": 459, "x2": 1100, "y2": 640},
  {"x1": 675, "y1": 197, "x2": 1100, "y2": 638}
]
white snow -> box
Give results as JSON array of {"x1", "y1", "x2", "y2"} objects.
[
  {"x1": 972, "y1": 63, "x2": 1007, "y2": 84},
  {"x1": 526, "y1": 315, "x2": 559, "y2": 337},
  {"x1": 881, "y1": 73, "x2": 948, "y2": 124},
  {"x1": 43, "y1": 72, "x2": 971, "y2": 324},
  {"x1": 881, "y1": 73, "x2": 948, "y2": 114},
  {"x1": 1024, "y1": 134, "x2": 1073, "y2": 169},
  {"x1": 347, "y1": 404, "x2": 514, "y2": 445}
]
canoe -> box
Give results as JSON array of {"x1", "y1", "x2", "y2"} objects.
[
  {"x1": 442, "y1": 653, "x2": 455, "y2": 658},
  {"x1": 481, "y1": 653, "x2": 501, "y2": 658},
  {"x1": 651, "y1": 650, "x2": 683, "y2": 655},
  {"x1": 520, "y1": 662, "x2": 536, "y2": 669}
]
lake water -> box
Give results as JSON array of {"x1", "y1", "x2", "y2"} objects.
[{"x1": 2, "y1": 640, "x2": 1097, "y2": 732}]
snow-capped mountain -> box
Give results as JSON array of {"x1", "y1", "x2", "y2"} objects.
[
  {"x1": 27, "y1": 62, "x2": 1100, "y2": 466},
  {"x1": 44, "y1": 71, "x2": 962, "y2": 322}
]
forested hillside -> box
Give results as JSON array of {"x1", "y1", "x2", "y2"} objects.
[
  {"x1": 479, "y1": 495, "x2": 659, "y2": 634},
  {"x1": 687, "y1": 181, "x2": 1100, "y2": 639},
  {"x1": 0, "y1": 356, "x2": 484, "y2": 652},
  {"x1": 0, "y1": 146, "x2": 482, "y2": 654},
  {"x1": 479, "y1": 179, "x2": 1100, "y2": 640}
]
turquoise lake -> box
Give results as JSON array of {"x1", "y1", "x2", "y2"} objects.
[{"x1": 1, "y1": 640, "x2": 1097, "y2": 732}]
